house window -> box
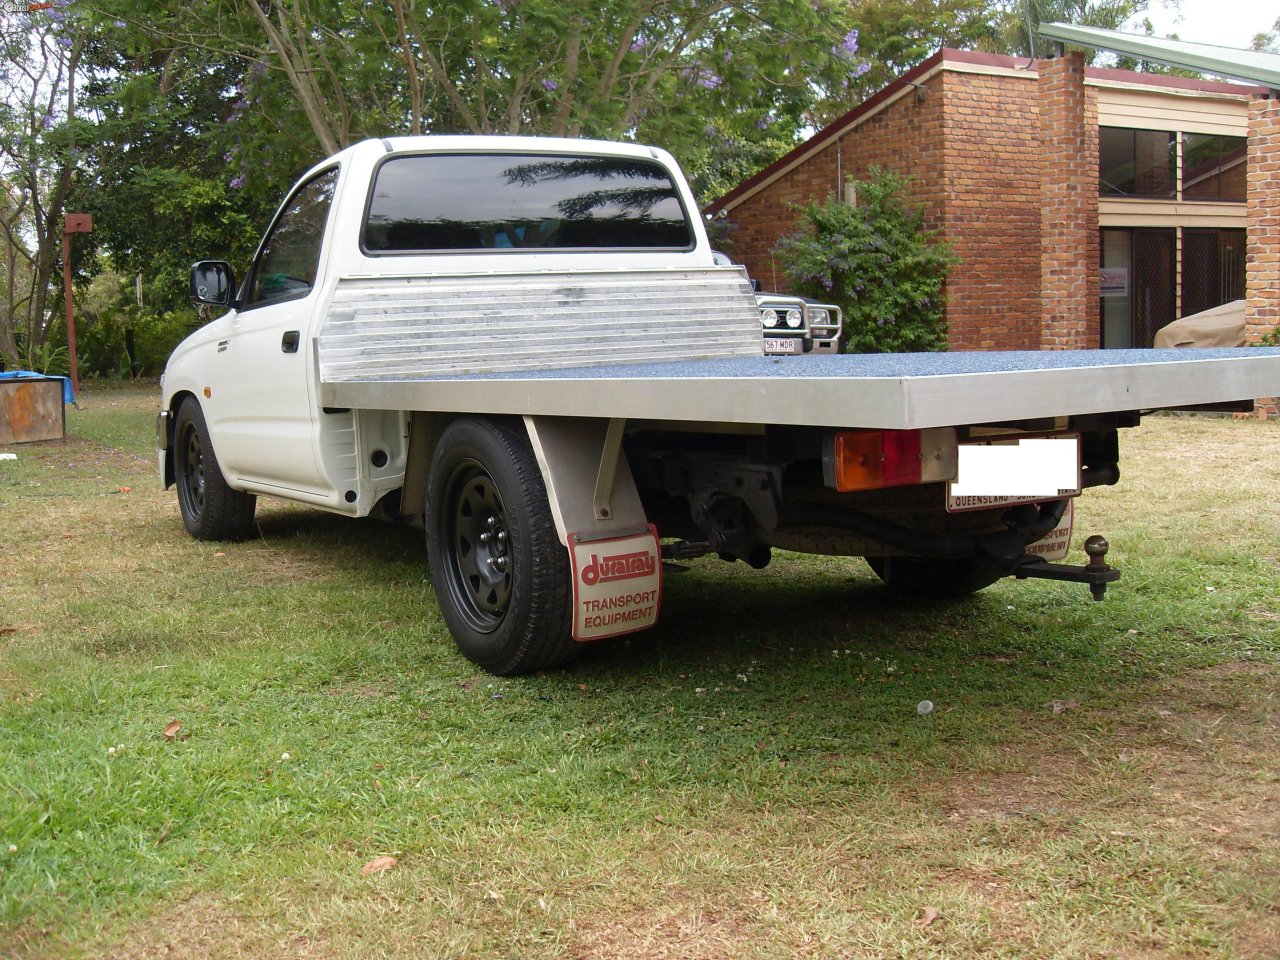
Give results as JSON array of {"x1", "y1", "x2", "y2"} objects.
[
  {"x1": 1182, "y1": 133, "x2": 1247, "y2": 201},
  {"x1": 1098, "y1": 127, "x2": 1175, "y2": 198},
  {"x1": 1182, "y1": 229, "x2": 1246, "y2": 315},
  {"x1": 1101, "y1": 227, "x2": 1245, "y2": 348},
  {"x1": 1100, "y1": 228, "x2": 1175, "y2": 348}
]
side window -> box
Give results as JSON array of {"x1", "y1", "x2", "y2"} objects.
[{"x1": 245, "y1": 167, "x2": 339, "y2": 307}]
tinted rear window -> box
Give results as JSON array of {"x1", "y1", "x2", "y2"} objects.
[{"x1": 363, "y1": 153, "x2": 693, "y2": 252}]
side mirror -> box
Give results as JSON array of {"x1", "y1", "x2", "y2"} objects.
[{"x1": 189, "y1": 260, "x2": 236, "y2": 307}]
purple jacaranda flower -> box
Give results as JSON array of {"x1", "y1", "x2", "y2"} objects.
[
  {"x1": 541, "y1": 79, "x2": 557, "y2": 91},
  {"x1": 114, "y1": 20, "x2": 126, "y2": 27},
  {"x1": 630, "y1": 36, "x2": 647, "y2": 52},
  {"x1": 230, "y1": 176, "x2": 245, "y2": 189},
  {"x1": 42, "y1": 113, "x2": 55, "y2": 130},
  {"x1": 50, "y1": 10, "x2": 65, "y2": 23},
  {"x1": 852, "y1": 60, "x2": 871, "y2": 77},
  {"x1": 841, "y1": 28, "x2": 859, "y2": 56},
  {"x1": 56, "y1": 36, "x2": 72, "y2": 48},
  {"x1": 698, "y1": 72, "x2": 721, "y2": 89},
  {"x1": 756, "y1": 116, "x2": 772, "y2": 130},
  {"x1": 223, "y1": 152, "x2": 235, "y2": 162}
]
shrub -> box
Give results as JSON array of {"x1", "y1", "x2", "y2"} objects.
[
  {"x1": 1254, "y1": 326, "x2": 1280, "y2": 347},
  {"x1": 773, "y1": 168, "x2": 956, "y2": 353}
]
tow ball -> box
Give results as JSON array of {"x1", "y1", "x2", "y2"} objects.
[{"x1": 1013, "y1": 535, "x2": 1120, "y2": 601}]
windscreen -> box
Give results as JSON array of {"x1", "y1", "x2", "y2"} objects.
[{"x1": 363, "y1": 153, "x2": 693, "y2": 252}]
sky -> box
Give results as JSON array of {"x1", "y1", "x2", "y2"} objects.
[{"x1": 1128, "y1": 0, "x2": 1278, "y2": 50}]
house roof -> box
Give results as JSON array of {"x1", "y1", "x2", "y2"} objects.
[{"x1": 704, "y1": 47, "x2": 1266, "y2": 216}]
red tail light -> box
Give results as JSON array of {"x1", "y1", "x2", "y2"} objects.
[{"x1": 830, "y1": 430, "x2": 923, "y2": 492}]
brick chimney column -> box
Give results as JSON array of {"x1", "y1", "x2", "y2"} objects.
[
  {"x1": 1039, "y1": 52, "x2": 1098, "y2": 350},
  {"x1": 1246, "y1": 95, "x2": 1279, "y2": 418}
]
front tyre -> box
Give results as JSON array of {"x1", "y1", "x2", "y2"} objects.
[
  {"x1": 865, "y1": 555, "x2": 1004, "y2": 599},
  {"x1": 173, "y1": 397, "x2": 256, "y2": 541},
  {"x1": 426, "y1": 417, "x2": 577, "y2": 675}
]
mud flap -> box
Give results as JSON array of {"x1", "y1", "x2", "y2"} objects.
[
  {"x1": 1025, "y1": 499, "x2": 1074, "y2": 562},
  {"x1": 569, "y1": 525, "x2": 663, "y2": 641}
]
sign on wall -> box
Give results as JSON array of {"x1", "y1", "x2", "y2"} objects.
[{"x1": 1100, "y1": 267, "x2": 1129, "y2": 297}]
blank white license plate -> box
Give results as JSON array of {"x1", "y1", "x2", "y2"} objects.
[
  {"x1": 947, "y1": 435, "x2": 1081, "y2": 513},
  {"x1": 763, "y1": 337, "x2": 802, "y2": 355}
]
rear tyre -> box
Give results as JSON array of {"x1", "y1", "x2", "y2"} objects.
[
  {"x1": 426, "y1": 417, "x2": 578, "y2": 675},
  {"x1": 173, "y1": 397, "x2": 256, "y2": 541},
  {"x1": 865, "y1": 555, "x2": 1004, "y2": 599}
]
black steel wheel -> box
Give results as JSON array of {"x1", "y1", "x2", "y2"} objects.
[
  {"x1": 173, "y1": 397, "x2": 256, "y2": 541},
  {"x1": 426, "y1": 417, "x2": 577, "y2": 675},
  {"x1": 865, "y1": 555, "x2": 1004, "y2": 599},
  {"x1": 440, "y1": 464, "x2": 514, "y2": 633}
]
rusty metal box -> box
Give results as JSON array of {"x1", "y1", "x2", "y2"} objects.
[{"x1": 0, "y1": 377, "x2": 66, "y2": 444}]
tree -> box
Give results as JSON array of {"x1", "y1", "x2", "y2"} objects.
[
  {"x1": 774, "y1": 169, "x2": 957, "y2": 353},
  {"x1": 0, "y1": 0, "x2": 84, "y2": 368},
  {"x1": 831, "y1": 0, "x2": 1001, "y2": 111},
  {"x1": 70, "y1": 27, "x2": 273, "y2": 323},
  {"x1": 985, "y1": 0, "x2": 1149, "y2": 60},
  {"x1": 1252, "y1": 16, "x2": 1279, "y2": 54},
  {"x1": 87, "y1": 0, "x2": 871, "y2": 199}
]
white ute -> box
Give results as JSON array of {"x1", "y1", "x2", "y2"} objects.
[{"x1": 158, "y1": 136, "x2": 1280, "y2": 674}]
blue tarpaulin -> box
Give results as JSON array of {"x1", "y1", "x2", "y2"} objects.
[{"x1": 0, "y1": 370, "x2": 75, "y2": 404}]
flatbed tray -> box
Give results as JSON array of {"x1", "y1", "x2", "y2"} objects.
[{"x1": 319, "y1": 348, "x2": 1280, "y2": 430}]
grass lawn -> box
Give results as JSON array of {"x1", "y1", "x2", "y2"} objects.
[{"x1": 1, "y1": 382, "x2": 1277, "y2": 959}]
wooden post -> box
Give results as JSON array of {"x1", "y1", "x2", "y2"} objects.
[{"x1": 62, "y1": 212, "x2": 93, "y2": 396}]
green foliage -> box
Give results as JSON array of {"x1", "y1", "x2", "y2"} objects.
[
  {"x1": 774, "y1": 169, "x2": 957, "y2": 354},
  {"x1": 18, "y1": 338, "x2": 69, "y2": 377},
  {"x1": 0, "y1": 4, "x2": 84, "y2": 364},
  {"x1": 1253, "y1": 326, "x2": 1280, "y2": 348},
  {"x1": 827, "y1": 0, "x2": 1000, "y2": 115},
  {"x1": 986, "y1": 0, "x2": 1147, "y2": 60},
  {"x1": 57, "y1": 271, "x2": 201, "y2": 379},
  {"x1": 87, "y1": 0, "x2": 872, "y2": 199},
  {"x1": 1252, "y1": 16, "x2": 1280, "y2": 54}
]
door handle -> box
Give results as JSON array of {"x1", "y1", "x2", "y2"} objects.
[{"x1": 281, "y1": 330, "x2": 300, "y2": 353}]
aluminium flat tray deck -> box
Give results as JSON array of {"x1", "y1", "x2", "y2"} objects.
[{"x1": 318, "y1": 347, "x2": 1280, "y2": 431}]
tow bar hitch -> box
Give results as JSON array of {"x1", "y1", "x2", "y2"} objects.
[{"x1": 1013, "y1": 535, "x2": 1120, "y2": 601}]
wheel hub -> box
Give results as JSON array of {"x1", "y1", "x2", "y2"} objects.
[
  {"x1": 446, "y1": 466, "x2": 513, "y2": 631},
  {"x1": 181, "y1": 425, "x2": 206, "y2": 516}
]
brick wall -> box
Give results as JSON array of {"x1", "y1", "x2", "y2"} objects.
[
  {"x1": 722, "y1": 64, "x2": 1051, "y2": 352},
  {"x1": 721, "y1": 77, "x2": 945, "y2": 297},
  {"x1": 1246, "y1": 95, "x2": 1279, "y2": 418},
  {"x1": 718, "y1": 140, "x2": 840, "y2": 294},
  {"x1": 1038, "y1": 53, "x2": 1099, "y2": 350},
  {"x1": 938, "y1": 70, "x2": 1042, "y2": 350}
]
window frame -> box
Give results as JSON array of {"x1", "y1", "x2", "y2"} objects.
[
  {"x1": 358, "y1": 151, "x2": 697, "y2": 258},
  {"x1": 239, "y1": 164, "x2": 341, "y2": 313},
  {"x1": 1180, "y1": 131, "x2": 1247, "y2": 203},
  {"x1": 1097, "y1": 126, "x2": 1177, "y2": 200}
]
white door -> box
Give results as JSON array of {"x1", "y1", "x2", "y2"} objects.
[{"x1": 211, "y1": 166, "x2": 339, "y2": 495}]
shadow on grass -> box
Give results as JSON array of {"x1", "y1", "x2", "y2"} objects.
[{"x1": 147, "y1": 505, "x2": 1168, "y2": 755}]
